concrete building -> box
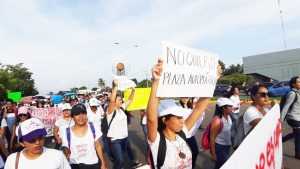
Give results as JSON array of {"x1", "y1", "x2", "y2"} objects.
[{"x1": 243, "y1": 48, "x2": 300, "y2": 82}]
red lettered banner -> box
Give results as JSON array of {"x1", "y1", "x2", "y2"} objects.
[
  {"x1": 30, "y1": 107, "x2": 63, "y2": 136},
  {"x1": 221, "y1": 104, "x2": 282, "y2": 169}
]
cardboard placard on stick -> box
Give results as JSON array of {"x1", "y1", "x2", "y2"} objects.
[{"x1": 157, "y1": 41, "x2": 219, "y2": 97}]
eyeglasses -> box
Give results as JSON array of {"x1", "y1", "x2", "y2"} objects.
[
  {"x1": 19, "y1": 114, "x2": 27, "y2": 117},
  {"x1": 257, "y1": 92, "x2": 270, "y2": 98},
  {"x1": 27, "y1": 135, "x2": 45, "y2": 143}
]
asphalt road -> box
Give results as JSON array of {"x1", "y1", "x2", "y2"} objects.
[{"x1": 44, "y1": 103, "x2": 299, "y2": 169}]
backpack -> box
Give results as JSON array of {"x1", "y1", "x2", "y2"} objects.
[
  {"x1": 66, "y1": 122, "x2": 96, "y2": 152},
  {"x1": 230, "y1": 115, "x2": 247, "y2": 150},
  {"x1": 148, "y1": 130, "x2": 188, "y2": 169},
  {"x1": 280, "y1": 90, "x2": 298, "y2": 119},
  {"x1": 201, "y1": 116, "x2": 223, "y2": 150},
  {"x1": 101, "y1": 109, "x2": 117, "y2": 136}
]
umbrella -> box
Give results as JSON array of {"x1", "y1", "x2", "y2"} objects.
[{"x1": 63, "y1": 93, "x2": 76, "y2": 97}]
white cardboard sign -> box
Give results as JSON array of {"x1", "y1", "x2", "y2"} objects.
[
  {"x1": 114, "y1": 75, "x2": 136, "y2": 91},
  {"x1": 221, "y1": 104, "x2": 282, "y2": 169},
  {"x1": 157, "y1": 41, "x2": 219, "y2": 97}
]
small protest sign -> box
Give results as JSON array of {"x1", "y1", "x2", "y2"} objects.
[
  {"x1": 124, "y1": 88, "x2": 151, "y2": 111},
  {"x1": 114, "y1": 75, "x2": 136, "y2": 91},
  {"x1": 7, "y1": 92, "x2": 22, "y2": 103},
  {"x1": 157, "y1": 41, "x2": 219, "y2": 97},
  {"x1": 30, "y1": 107, "x2": 63, "y2": 136}
]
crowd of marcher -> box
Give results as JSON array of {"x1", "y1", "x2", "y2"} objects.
[{"x1": 0, "y1": 59, "x2": 299, "y2": 169}]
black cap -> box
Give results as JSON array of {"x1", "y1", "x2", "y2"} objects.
[{"x1": 71, "y1": 104, "x2": 87, "y2": 117}]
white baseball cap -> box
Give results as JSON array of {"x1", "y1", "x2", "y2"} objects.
[
  {"x1": 89, "y1": 98, "x2": 98, "y2": 107},
  {"x1": 216, "y1": 98, "x2": 234, "y2": 107},
  {"x1": 62, "y1": 103, "x2": 71, "y2": 111},
  {"x1": 18, "y1": 118, "x2": 47, "y2": 141},
  {"x1": 158, "y1": 100, "x2": 184, "y2": 117}
]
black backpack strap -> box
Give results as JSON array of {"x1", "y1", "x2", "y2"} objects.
[
  {"x1": 66, "y1": 127, "x2": 71, "y2": 149},
  {"x1": 88, "y1": 122, "x2": 96, "y2": 140},
  {"x1": 107, "y1": 110, "x2": 117, "y2": 131},
  {"x1": 157, "y1": 131, "x2": 166, "y2": 169},
  {"x1": 177, "y1": 130, "x2": 187, "y2": 140},
  {"x1": 291, "y1": 90, "x2": 298, "y2": 108},
  {"x1": 148, "y1": 146, "x2": 155, "y2": 169}
]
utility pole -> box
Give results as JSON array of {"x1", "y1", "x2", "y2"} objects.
[{"x1": 277, "y1": 0, "x2": 287, "y2": 49}]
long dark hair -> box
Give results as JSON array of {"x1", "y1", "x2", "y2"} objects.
[
  {"x1": 179, "y1": 98, "x2": 193, "y2": 109},
  {"x1": 227, "y1": 86, "x2": 238, "y2": 98},
  {"x1": 214, "y1": 105, "x2": 224, "y2": 118},
  {"x1": 158, "y1": 114, "x2": 174, "y2": 132},
  {"x1": 250, "y1": 84, "x2": 267, "y2": 101},
  {"x1": 289, "y1": 76, "x2": 300, "y2": 89},
  {"x1": 15, "y1": 113, "x2": 31, "y2": 126}
]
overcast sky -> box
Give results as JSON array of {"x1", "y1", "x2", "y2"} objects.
[{"x1": 0, "y1": 0, "x2": 299, "y2": 95}]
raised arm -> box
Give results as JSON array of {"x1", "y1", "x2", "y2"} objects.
[
  {"x1": 147, "y1": 58, "x2": 163, "y2": 143},
  {"x1": 185, "y1": 97, "x2": 210, "y2": 130},
  {"x1": 107, "y1": 80, "x2": 118, "y2": 114},
  {"x1": 124, "y1": 88, "x2": 135, "y2": 108}
]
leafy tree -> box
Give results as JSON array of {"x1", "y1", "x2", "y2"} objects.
[
  {"x1": 101, "y1": 86, "x2": 111, "y2": 92},
  {"x1": 223, "y1": 63, "x2": 243, "y2": 76},
  {"x1": 218, "y1": 73, "x2": 252, "y2": 87},
  {"x1": 98, "y1": 78, "x2": 105, "y2": 89},
  {"x1": 137, "y1": 79, "x2": 152, "y2": 88},
  {"x1": 79, "y1": 86, "x2": 87, "y2": 90},
  {"x1": 0, "y1": 63, "x2": 38, "y2": 101},
  {"x1": 92, "y1": 87, "x2": 98, "y2": 91}
]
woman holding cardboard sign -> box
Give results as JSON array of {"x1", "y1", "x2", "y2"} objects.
[
  {"x1": 147, "y1": 58, "x2": 221, "y2": 168},
  {"x1": 106, "y1": 81, "x2": 142, "y2": 169}
]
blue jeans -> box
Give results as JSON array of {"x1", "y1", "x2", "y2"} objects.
[
  {"x1": 109, "y1": 137, "x2": 135, "y2": 169},
  {"x1": 142, "y1": 124, "x2": 147, "y2": 139},
  {"x1": 214, "y1": 143, "x2": 231, "y2": 169},
  {"x1": 230, "y1": 113, "x2": 239, "y2": 124},
  {"x1": 283, "y1": 119, "x2": 300, "y2": 155},
  {"x1": 186, "y1": 136, "x2": 198, "y2": 169}
]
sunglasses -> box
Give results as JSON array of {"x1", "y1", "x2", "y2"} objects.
[
  {"x1": 19, "y1": 114, "x2": 27, "y2": 117},
  {"x1": 257, "y1": 92, "x2": 270, "y2": 98},
  {"x1": 27, "y1": 135, "x2": 45, "y2": 143}
]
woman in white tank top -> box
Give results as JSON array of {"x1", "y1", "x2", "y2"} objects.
[{"x1": 210, "y1": 98, "x2": 234, "y2": 169}]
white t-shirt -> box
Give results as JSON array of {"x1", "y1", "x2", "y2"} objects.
[
  {"x1": 87, "y1": 107, "x2": 104, "y2": 128},
  {"x1": 4, "y1": 147, "x2": 71, "y2": 169},
  {"x1": 243, "y1": 106, "x2": 269, "y2": 135},
  {"x1": 55, "y1": 118, "x2": 74, "y2": 138},
  {"x1": 107, "y1": 104, "x2": 128, "y2": 140},
  {"x1": 1, "y1": 119, "x2": 7, "y2": 137},
  {"x1": 61, "y1": 123, "x2": 102, "y2": 165},
  {"x1": 230, "y1": 95, "x2": 241, "y2": 114},
  {"x1": 148, "y1": 126, "x2": 192, "y2": 169},
  {"x1": 142, "y1": 115, "x2": 147, "y2": 125},
  {"x1": 182, "y1": 108, "x2": 204, "y2": 138},
  {"x1": 1, "y1": 118, "x2": 7, "y2": 128}
]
